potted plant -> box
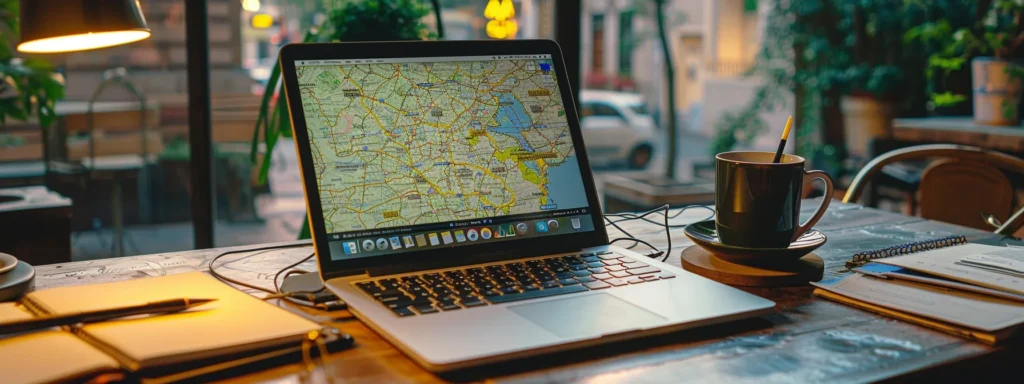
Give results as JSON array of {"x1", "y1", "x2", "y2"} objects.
[
  {"x1": 903, "y1": 1, "x2": 978, "y2": 117},
  {"x1": 250, "y1": 0, "x2": 439, "y2": 238},
  {"x1": 960, "y1": 0, "x2": 1024, "y2": 126},
  {"x1": 835, "y1": 0, "x2": 907, "y2": 160},
  {"x1": 0, "y1": 0, "x2": 62, "y2": 135}
]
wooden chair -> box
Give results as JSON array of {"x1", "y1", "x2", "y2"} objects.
[{"x1": 843, "y1": 144, "x2": 1024, "y2": 236}]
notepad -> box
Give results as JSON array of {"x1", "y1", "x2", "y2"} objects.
[
  {"x1": 876, "y1": 243, "x2": 1024, "y2": 295},
  {"x1": 813, "y1": 273, "x2": 1024, "y2": 344},
  {"x1": 0, "y1": 272, "x2": 322, "y2": 383}
]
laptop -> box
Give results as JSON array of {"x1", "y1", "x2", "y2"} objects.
[{"x1": 279, "y1": 40, "x2": 775, "y2": 372}]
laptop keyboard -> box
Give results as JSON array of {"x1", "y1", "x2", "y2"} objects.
[{"x1": 355, "y1": 251, "x2": 675, "y2": 317}]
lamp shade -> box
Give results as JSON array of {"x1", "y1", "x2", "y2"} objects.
[{"x1": 17, "y1": 0, "x2": 151, "y2": 53}]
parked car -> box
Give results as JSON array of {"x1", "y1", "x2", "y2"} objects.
[{"x1": 578, "y1": 90, "x2": 657, "y2": 169}]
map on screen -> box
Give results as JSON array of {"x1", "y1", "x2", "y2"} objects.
[{"x1": 295, "y1": 56, "x2": 588, "y2": 234}]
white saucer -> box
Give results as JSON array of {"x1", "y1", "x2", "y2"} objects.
[{"x1": 0, "y1": 253, "x2": 18, "y2": 275}]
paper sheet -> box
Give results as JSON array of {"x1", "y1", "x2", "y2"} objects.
[{"x1": 877, "y1": 243, "x2": 1024, "y2": 295}]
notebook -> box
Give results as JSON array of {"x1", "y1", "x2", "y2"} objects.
[
  {"x1": 0, "y1": 272, "x2": 322, "y2": 383},
  {"x1": 812, "y1": 275, "x2": 1022, "y2": 344},
  {"x1": 817, "y1": 240, "x2": 1024, "y2": 344},
  {"x1": 874, "y1": 243, "x2": 1024, "y2": 295},
  {"x1": 843, "y1": 235, "x2": 967, "y2": 269}
]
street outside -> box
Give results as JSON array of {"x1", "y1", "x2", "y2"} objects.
[{"x1": 71, "y1": 131, "x2": 712, "y2": 261}]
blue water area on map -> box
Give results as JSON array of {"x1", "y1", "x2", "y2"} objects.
[
  {"x1": 544, "y1": 155, "x2": 588, "y2": 209},
  {"x1": 489, "y1": 92, "x2": 535, "y2": 153},
  {"x1": 524, "y1": 161, "x2": 541, "y2": 175}
]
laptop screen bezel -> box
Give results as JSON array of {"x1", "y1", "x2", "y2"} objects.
[{"x1": 279, "y1": 40, "x2": 610, "y2": 278}]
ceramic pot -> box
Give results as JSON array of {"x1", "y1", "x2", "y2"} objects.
[
  {"x1": 840, "y1": 95, "x2": 894, "y2": 159},
  {"x1": 972, "y1": 57, "x2": 1022, "y2": 126}
]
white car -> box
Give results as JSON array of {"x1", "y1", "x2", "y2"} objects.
[{"x1": 578, "y1": 90, "x2": 657, "y2": 169}]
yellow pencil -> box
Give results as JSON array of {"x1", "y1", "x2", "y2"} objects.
[{"x1": 773, "y1": 115, "x2": 793, "y2": 163}]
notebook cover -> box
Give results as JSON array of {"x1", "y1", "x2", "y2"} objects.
[{"x1": 23, "y1": 272, "x2": 322, "y2": 373}]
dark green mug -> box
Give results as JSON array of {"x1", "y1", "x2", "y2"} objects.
[{"x1": 715, "y1": 151, "x2": 833, "y2": 248}]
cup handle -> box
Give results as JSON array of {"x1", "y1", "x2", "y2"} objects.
[{"x1": 793, "y1": 170, "x2": 834, "y2": 242}]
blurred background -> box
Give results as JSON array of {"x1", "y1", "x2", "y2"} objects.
[{"x1": 2, "y1": 0, "x2": 1017, "y2": 262}]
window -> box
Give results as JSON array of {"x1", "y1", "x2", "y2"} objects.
[
  {"x1": 580, "y1": 103, "x2": 595, "y2": 118},
  {"x1": 628, "y1": 103, "x2": 650, "y2": 116},
  {"x1": 591, "y1": 103, "x2": 623, "y2": 118},
  {"x1": 220, "y1": 0, "x2": 558, "y2": 249},
  {"x1": 591, "y1": 14, "x2": 605, "y2": 73},
  {"x1": 618, "y1": 11, "x2": 633, "y2": 75}
]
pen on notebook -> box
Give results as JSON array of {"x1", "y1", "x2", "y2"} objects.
[
  {"x1": 0, "y1": 298, "x2": 216, "y2": 335},
  {"x1": 772, "y1": 115, "x2": 793, "y2": 163}
]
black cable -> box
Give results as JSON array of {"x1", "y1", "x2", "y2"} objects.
[
  {"x1": 207, "y1": 243, "x2": 306, "y2": 295},
  {"x1": 606, "y1": 205, "x2": 712, "y2": 226},
  {"x1": 206, "y1": 241, "x2": 342, "y2": 311},
  {"x1": 604, "y1": 204, "x2": 713, "y2": 261},
  {"x1": 609, "y1": 237, "x2": 662, "y2": 258},
  {"x1": 607, "y1": 204, "x2": 714, "y2": 228},
  {"x1": 604, "y1": 215, "x2": 644, "y2": 250},
  {"x1": 662, "y1": 204, "x2": 671, "y2": 262}
]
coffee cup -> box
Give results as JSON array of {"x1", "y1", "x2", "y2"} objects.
[{"x1": 715, "y1": 151, "x2": 833, "y2": 249}]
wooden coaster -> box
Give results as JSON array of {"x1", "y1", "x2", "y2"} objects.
[{"x1": 680, "y1": 245, "x2": 823, "y2": 287}]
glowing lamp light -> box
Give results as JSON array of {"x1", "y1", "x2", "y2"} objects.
[
  {"x1": 242, "y1": 0, "x2": 261, "y2": 12},
  {"x1": 17, "y1": 0, "x2": 151, "y2": 53},
  {"x1": 484, "y1": 0, "x2": 517, "y2": 40},
  {"x1": 19, "y1": 31, "x2": 151, "y2": 54},
  {"x1": 251, "y1": 14, "x2": 274, "y2": 29}
]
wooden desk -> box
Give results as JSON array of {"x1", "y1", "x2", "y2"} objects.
[{"x1": 30, "y1": 203, "x2": 1015, "y2": 382}]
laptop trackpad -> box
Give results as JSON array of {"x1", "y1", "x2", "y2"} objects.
[{"x1": 507, "y1": 293, "x2": 666, "y2": 338}]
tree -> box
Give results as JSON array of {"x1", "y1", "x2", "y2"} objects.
[{"x1": 654, "y1": 0, "x2": 677, "y2": 179}]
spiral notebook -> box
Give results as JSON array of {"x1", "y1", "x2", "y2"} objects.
[
  {"x1": 818, "y1": 238, "x2": 1024, "y2": 344},
  {"x1": 844, "y1": 235, "x2": 968, "y2": 269}
]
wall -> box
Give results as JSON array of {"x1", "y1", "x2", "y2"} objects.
[
  {"x1": 700, "y1": 76, "x2": 794, "y2": 152},
  {"x1": 55, "y1": 0, "x2": 253, "y2": 100}
]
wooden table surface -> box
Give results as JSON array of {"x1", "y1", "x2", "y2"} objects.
[{"x1": 31, "y1": 201, "x2": 1017, "y2": 383}]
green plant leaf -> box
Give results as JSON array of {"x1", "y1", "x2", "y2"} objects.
[
  {"x1": 930, "y1": 91, "x2": 968, "y2": 107},
  {"x1": 1003, "y1": 98, "x2": 1018, "y2": 121},
  {"x1": 259, "y1": 99, "x2": 282, "y2": 185},
  {"x1": 928, "y1": 56, "x2": 966, "y2": 71},
  {"x1": 251, "y1": 61, "x2": 281, "y2": 164},
  {"x1": 297, "y1": 218, "x2": 311, "y2": 240},
  {"x1": 276, "y1": 98, "x2": 292, "y2": 138}
]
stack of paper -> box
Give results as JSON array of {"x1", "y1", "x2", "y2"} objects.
[{"x1": 813, "y1": 243, "x2": 1024, "y2": 344}]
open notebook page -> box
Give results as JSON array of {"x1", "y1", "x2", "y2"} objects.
[
  {"x1": 24, "y1": 272, "x2": 321, "y2": 371},
  {"x1": 878, "y1": 243, "x2": 1024, "y2": 295}
]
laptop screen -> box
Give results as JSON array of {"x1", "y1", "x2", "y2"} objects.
[{"x1": 293, "y1": 54, "x2": 597, "y2": 261}]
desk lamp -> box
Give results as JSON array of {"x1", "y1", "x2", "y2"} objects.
[
  {"x1": 17, "y1": 0, "x2": 153, "y2": 258},
  {"x1": 0, "y1": 2, "x2": 152, "y2": 299},
  {"x1": 17, "y1": 0, "x2": 151, "y2": 54}
]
